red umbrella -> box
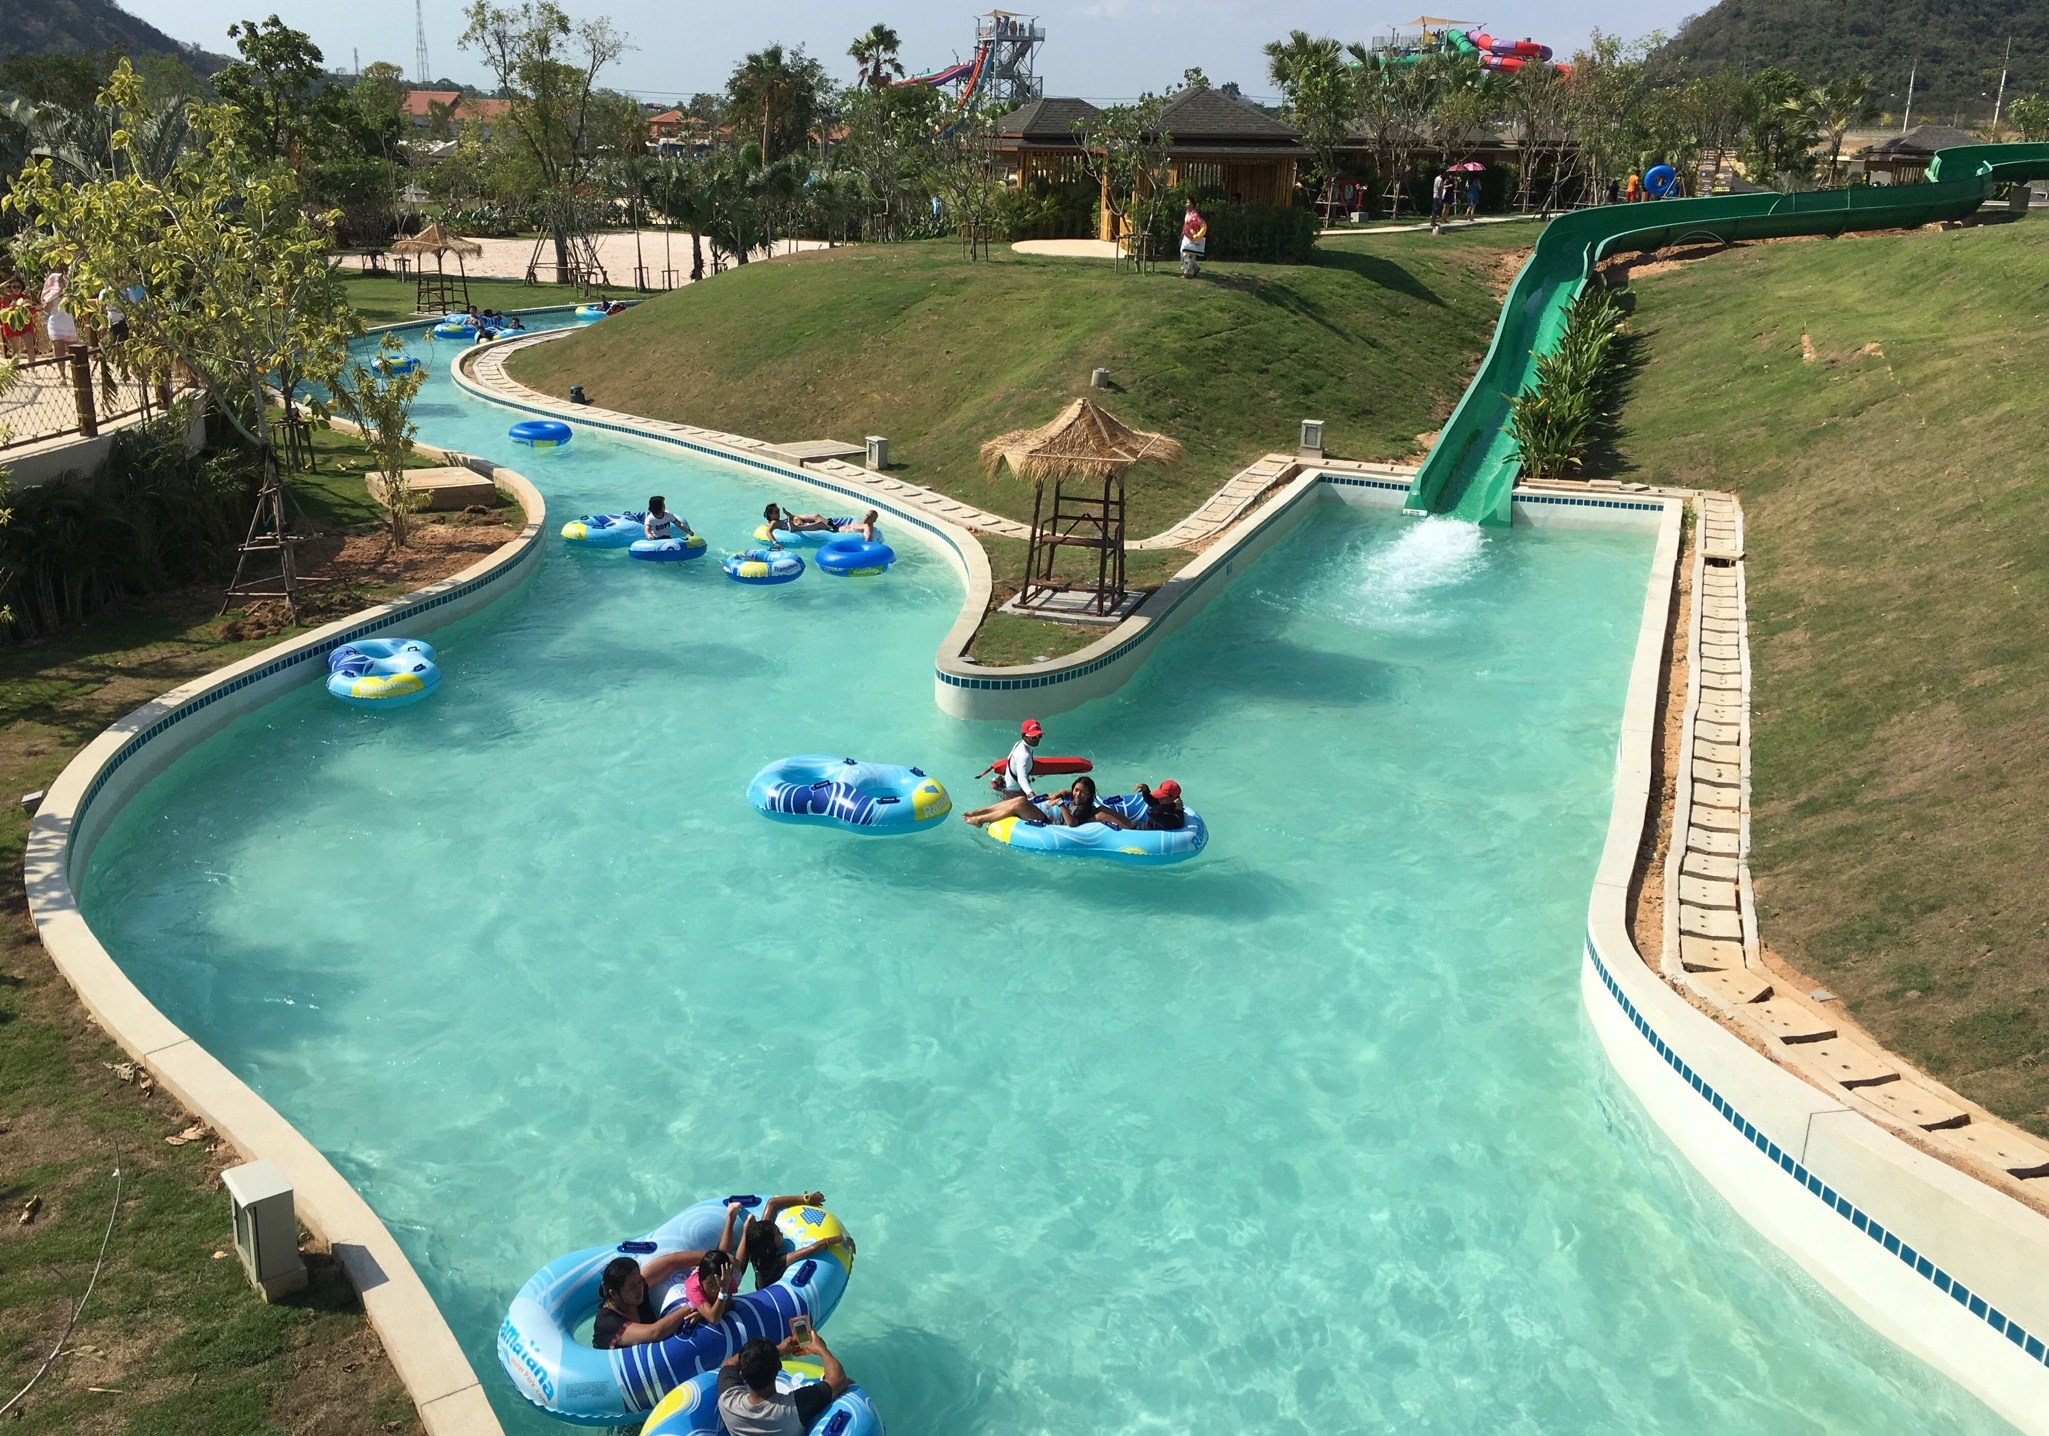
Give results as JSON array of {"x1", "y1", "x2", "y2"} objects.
[{"x1": 1453, "y1": 161, "x2": 1486, "y2": 171}]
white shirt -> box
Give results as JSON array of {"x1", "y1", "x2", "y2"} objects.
[
  {"x1": 645, "y1": 511, "x2": 686, "y2": 539},
  {"x1": 1006, "y1": 739, "x2": 1037, "y2": 799}
]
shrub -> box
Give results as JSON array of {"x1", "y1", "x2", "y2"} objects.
[
  {"x1": 991, "y1": 177, "x2": 1099, "y2": 241},
  {"x1": 0, "y1": 413, "x2": 249, "y2": 641},
  {"x1": 1141, "y1": 195, "x2": 1318, "y2": 263},
  {"x1": 1507, "y1": 287, "x2": 1629, "y2": 479}
]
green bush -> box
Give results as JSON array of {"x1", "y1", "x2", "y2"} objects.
[
  {"x1": 1142, "y1": 194, "x2": 1317, "y2": 263},
  {"x1": 1507, "y1": 287, "x2": 1629, "y2": 479},
  {"x1": 0, "y1": 414, "x2": 249, "y2": 641},
  {"x1": 991, "y1": 176, "x2": 1098, "y2": 241}
]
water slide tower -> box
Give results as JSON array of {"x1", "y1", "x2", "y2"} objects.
[{"x1": 978, "y1": 11, "x2": 1045, "y2": 108}]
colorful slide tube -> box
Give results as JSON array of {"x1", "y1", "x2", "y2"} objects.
[{"x1": 1404, "y1": 143, "x2": 2049, "y2": 524}]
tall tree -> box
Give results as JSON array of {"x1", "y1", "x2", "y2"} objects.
[
  {"x1": 1070, "y1": 94, "x2": 1172, "y2": 272},
  {"x1": 213, "y1": 14, "x2": 332, "y2": 162},
  {"x1": 848, "y1": 24, "x2": 905, "y2": 90},
  {"x1": 727, "y1": 44, "x2": 829, "y2": 162},
  {"x1": 1262, "y1": 31, "x2": 1353, "y2": 217},
  {"x1": 460, "y1": 0, "x2": 630, "y2": 283},
  {"x1": 1788, "y1": 74, "x2": 1876, "y2": 186}
]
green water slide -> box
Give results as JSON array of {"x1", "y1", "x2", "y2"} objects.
[{"x1": 1404, "y1": 143, "x2": 2049, "y2": 524}]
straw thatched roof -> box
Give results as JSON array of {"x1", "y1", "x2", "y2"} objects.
[
  {"x1": 391, "y1": 222, "x2": 483, "y2": 258},
  {"x1": 980, "y1": 397, "x2": 1184, "y2": 483}
]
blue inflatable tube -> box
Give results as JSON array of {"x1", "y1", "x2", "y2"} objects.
[
  {"x1": 630, "y1": 534, "x2": 708, "y2": 562},
  {"x1": 724, "y1": 549, "x2": 804, "y2": 585},
  {"x1": 325, "y1": 638, "x2": 440, "y2": 709},
  {"x1": 980, "y1": 792, "x2": 1208, "y2": 866},
  {"x1": 374, "y1": 354, "x2": 422, "y2": 375},
  {"x1": 499, "y1": 1197, "x2": 855, "y2": 1427},
  {"x1": 432, "y1": 321, "x2": 472, "y2": 339},
  {"x1": 748, "y1": 756, "x2": 951, "y2": 834},
  {"x1": 576, "y1": 303, "x2": 611, "y2": 320},
  {"x1": 640, "y1": 1359, "x2": 884, "y2": 1436},
  {"x1": 511, "y1": 419, "x2": 572, "y2": 448},
  {"x1": 562, "y1": 511, "x2": 649, "y2": 546},
  {"x1": 816, "y1": 537, "x2": 894, "y2": 577}
]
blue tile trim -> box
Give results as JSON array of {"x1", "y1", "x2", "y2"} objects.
[
  {"x1": 1515, "y1": 492, "x2": 1666, "y2": 513},
  {"x1": 67, "y1": 547, "x2": 537, "y2": 863},
  {"x1": 1585, "y1": 938, "x2": 2049, "y2": 1370}
]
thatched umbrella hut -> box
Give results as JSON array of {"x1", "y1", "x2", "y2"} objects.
[
  {"x1": 980, "y1": 396, "x2": 1184, "y2": 483},
  {"x1": 982, "y1": 397, "x2": 1182, "y2": 617},
  {"x1": 390, "y1": 222, "x2": 484, "y2": 315}
]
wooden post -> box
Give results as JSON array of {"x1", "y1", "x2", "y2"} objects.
[{"x1": 69, "y1": 348, "x2": 98, "y2": 438}]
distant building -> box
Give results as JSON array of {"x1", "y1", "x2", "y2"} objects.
[
  {"x1": 1856, "y1": 124, "x2": 1984, "y2": 184},
  {"x1": 994, "y1": 86, "x2": 1304, "y2": 241},
  {"x1": 402, "y1": 89, "x2": 513, "y2": 137}
]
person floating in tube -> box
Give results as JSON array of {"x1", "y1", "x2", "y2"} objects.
[{"x1": 1179, "y1": 203, "x2": 1208, "y2": 279}]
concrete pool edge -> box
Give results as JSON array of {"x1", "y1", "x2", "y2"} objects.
[
  {"x1": 453, "y1": 331, "x2": 1672, "y2": 720},
  {"x1": 19, "y1": 443, "x2": 543, "y2": 1436},
  {"x1": 1584, "y1": 495, "x2": 2049, "y2": 1433}
]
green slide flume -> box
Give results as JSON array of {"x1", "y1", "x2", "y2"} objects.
[{"x1": 1405, "y1": 143, "x2": 2049, "y2": 524}]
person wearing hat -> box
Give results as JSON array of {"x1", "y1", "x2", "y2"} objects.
[
  {"x1": 962, "y1": 719, "x2": 1048, "y2": 825},
  {"x1": 1131, "y1": 780, "x2": 1186, "y2": 831}
]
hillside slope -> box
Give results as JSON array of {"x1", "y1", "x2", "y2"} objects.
[
  {"x1": 0, "y1": 0, "x2": 203, "y2": 65},
  {"x1": 1612, "y1": 218, "x2": 2049, "y2": 1139},
  {"x1": 1657, "y1": 0, "x2": 2049, "y2": 120},
  {"x1": 508, "y1": 234, "x2": 1522, "y2": 537}
]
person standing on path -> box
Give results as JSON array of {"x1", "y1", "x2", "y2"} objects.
[
  {"x1": 1463, "y1": 172, "x2": 1481, "y2": 220},
  {"x1": 1429, "y1": 170, "x2": 1448, "y2": 231},
  {"x1": 1179, "y1": 203, "x2": 1208, "y2": 279}
]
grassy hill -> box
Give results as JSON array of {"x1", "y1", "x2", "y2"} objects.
[
  {"x1": 1612, "y1": 217, "x2": 2049, "y2": 1138},
  {"x1": 1656, "y1": 0, "x2": 2049, "y2": 122},
  {"x1": 507, "y1": 232, "x2": 1525, "y2": 538}
]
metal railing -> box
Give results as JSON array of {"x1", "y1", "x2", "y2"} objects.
[{"x1": 0, "y1": 349, "x2": 190, "y2": 452}]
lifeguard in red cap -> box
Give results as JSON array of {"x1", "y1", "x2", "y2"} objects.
[{"x1": 1004, "y1": 719, "x2": 1044, "y2": 799}]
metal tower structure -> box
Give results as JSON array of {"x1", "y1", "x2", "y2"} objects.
[
  {"x1": 976, "y1": 11, "x2": 1044, "y2": 109},
  {"x1": 415, "y1": 0, "x2": 431, "y2": 85}
]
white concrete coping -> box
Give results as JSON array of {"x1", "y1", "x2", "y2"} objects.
[
  {"x1": 21, "y1": 437, "x2": 542, "y2": 1436},
  {"x1": 1580, "y1": 494, "x2": 2049, "y2": 1433}
]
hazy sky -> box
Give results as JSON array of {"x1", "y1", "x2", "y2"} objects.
[{"x1": 123, "y1": 0, "x2": 1701, "y2": 101}]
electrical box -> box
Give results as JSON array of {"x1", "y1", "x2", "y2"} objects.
[
  {"x1": 865, "y1": 436, "x2": 889, "y2": 471},
  {"x1": 222, "y1": 1159, "x2": 307, "y2": 1301},
  {"x1": 1090, "y1": 368, "x2": 1110, "y2": 389},
  {"x1": 1299, "y1": 419, "x2": 1325, "y2": 459}
]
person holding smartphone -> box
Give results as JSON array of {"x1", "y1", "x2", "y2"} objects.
[{"x1": 717, "y1": 1329, "x2": 850, "y2": 1436}]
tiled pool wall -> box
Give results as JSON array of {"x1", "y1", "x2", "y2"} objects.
[{"x1": 1579, "y1": 495, "x2": 2049, "y2": 1435}]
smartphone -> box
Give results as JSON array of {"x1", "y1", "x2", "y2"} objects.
[{"x1": 789, "y1": 1315, "x2": 813, "y2": 1346}]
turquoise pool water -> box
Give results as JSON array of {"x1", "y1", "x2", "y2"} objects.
[{"x1": 78, "y1": 318, "x2": 2004, "y2": 1434}]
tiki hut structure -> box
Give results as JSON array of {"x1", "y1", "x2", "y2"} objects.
[
  {"x1": 391, "y1": 222, "x2": 483, "y2": 316},
  {"x1": 982, "y1": 397, "x2": 1183, "y2": 618}
]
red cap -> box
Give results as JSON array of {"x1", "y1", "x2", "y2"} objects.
[
  {"x1": 1020, "y1": 719, "x2": 1043, "y2": 738},
  {"x1": 1155, "y1": 780, "x2": 1181, "y2": 800}
]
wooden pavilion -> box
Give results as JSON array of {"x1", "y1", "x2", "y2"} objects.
[{"x1": 391, "y1": 222, "x2": 483, "y2": 315}]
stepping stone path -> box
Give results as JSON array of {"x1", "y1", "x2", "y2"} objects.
[{"x1": 1664, "y1": 491, "x2": 2049, "y2": 1190}]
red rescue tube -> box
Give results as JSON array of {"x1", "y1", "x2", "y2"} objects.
[{"x1": 981, "y1": 754, "x2": 1094, "y2": 790}]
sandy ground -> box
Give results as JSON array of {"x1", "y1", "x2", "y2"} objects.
[{"x1": 345, "y1": 230, "x2": 829, "y2": 284}]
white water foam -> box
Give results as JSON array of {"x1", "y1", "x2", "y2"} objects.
[{"x1": 1338, "y1": 515, "x2": 1488, "y2": 631}]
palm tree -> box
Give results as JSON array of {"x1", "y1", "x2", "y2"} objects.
[
  {"x1": 727, "y1": 44, "x2": 828, "y2": 162},
  {"x1": 1263, "y1": 30, "x2": 1342, "y2": 92},
  {"x1": 1785, "y1": 74, "x2": 1875, "y2": 187},
  {"x1": 848, "y1": 24, "x2": 905, "y2": 90}
]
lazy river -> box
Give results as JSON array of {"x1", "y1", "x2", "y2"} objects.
[{"x1": 76, "y1": 315, "x2": 2007, "y2": 1434}]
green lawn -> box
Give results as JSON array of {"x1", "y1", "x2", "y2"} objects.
[
  {"x1": 0, "y1": 420, "x2": 520, "y2": 1430},
  {"x1": 507, "y1": 234, "x2": 1529, "y2": 539},
  {"x1": 340, "y1": 271, "x2": 597, "y2": 325},
  {"x1": 1614, "y1": 215, "x2": 2049, "y2": 1137}
]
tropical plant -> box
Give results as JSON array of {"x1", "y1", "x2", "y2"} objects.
[
  {"x1": 848, "y1": 24, "x2": 906, "y2": 89},
  {"x1": 1070, "y1": 94, "x2": 1172, "y2": 271},
  {"x1": 2009, "y1": 94, "x2": 2049, "y2": 142},
  {"x1": 1786, "y1": 74, "x2": 1876, "y2": 187},
  {"x1": 1507, "y1": 287, "x2": 1628, "y2": 478},
  {"x1": 1262, "y1": 31, "x2": 1353, "y2": 217},
  {"x1": 727, "y1": 44, "x2": 830, "y2": 163},
  {"x1": 330, "y1": 336, "x2": 427, "y2": 547},
  {"x1": 1739, "y1": 66, "x2": 1818, "y2": 189},
  {"x1": 5, "y1": 61, "x2": 359, "y2": 519}
]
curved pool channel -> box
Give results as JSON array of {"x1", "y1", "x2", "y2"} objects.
[{"x1": 76, "y1": 315, "x2": 2005, "y2": 1434}]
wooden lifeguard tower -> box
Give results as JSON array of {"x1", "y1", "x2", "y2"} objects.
[
  {"x1": 391, "y1": 222, "x2": 482, "y2": 315},
  {"x1": 982, "y1": 397, "x2": 1182, "y2": 620}
]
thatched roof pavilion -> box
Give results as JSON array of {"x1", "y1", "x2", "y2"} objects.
[
  {"x1": 980, "y1": 397, "x2": 1183, "y2": 483},
  {"x1": 391, "y1": 223, "x2": 483, "y2": 313}
]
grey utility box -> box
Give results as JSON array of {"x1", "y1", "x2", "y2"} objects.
[
  {"x1": 865, "y1": 436, "x2": 889, "y2": 471},
  {"x1": 1090, "y1": 367, "x2": 1110, "y2": 389},
  {"x1": 1298, "y1": 419, "x2": 1325, "y2": 459},
  {"x1": 223, "y1": 1159, "x2": 308, "y2": 1301}
]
